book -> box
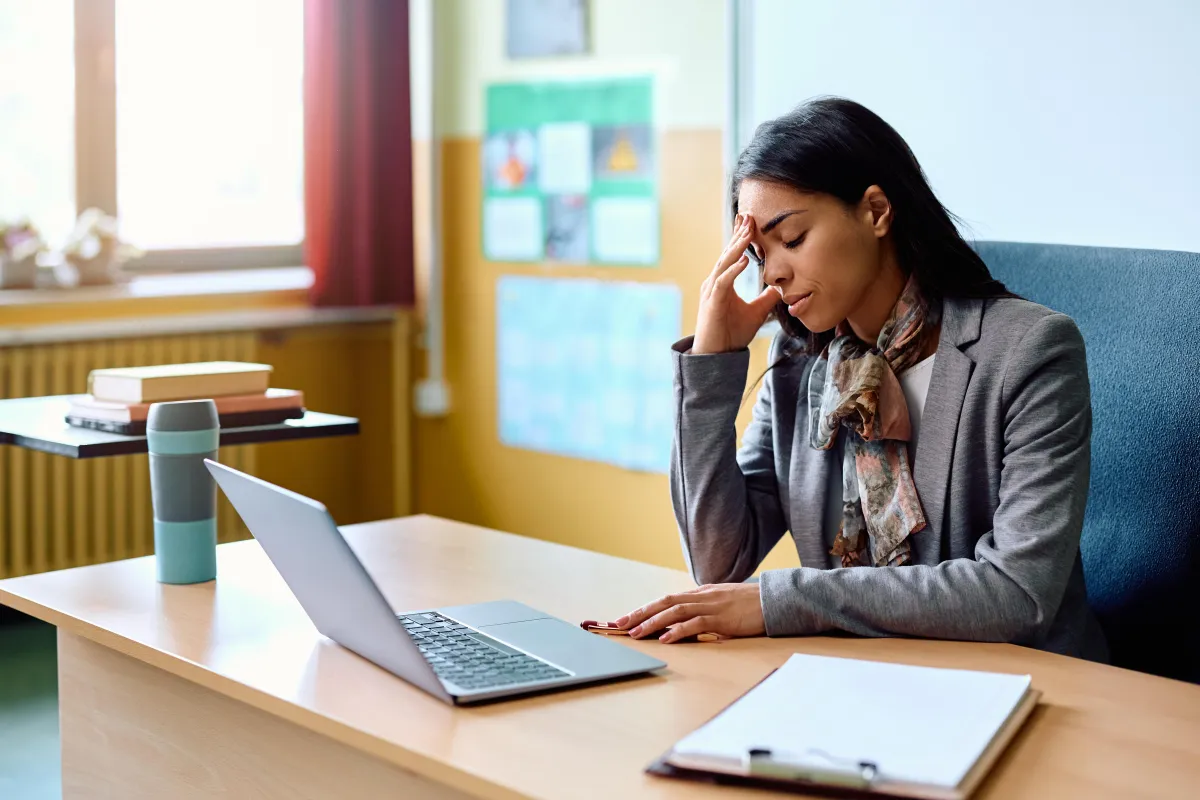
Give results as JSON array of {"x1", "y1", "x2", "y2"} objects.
[
  {"x1": 66, "y1": 407, "x2": 305, "y2": 436},
  {"x1": 87, "y1": 361, "x2": 273, "y2": 404},
  {"x1": 67, "y1": 388, "x2": 304, "y2": 423},
  {"x1": 649, "y1": 653, "x2": 1040, "y2": 800}
]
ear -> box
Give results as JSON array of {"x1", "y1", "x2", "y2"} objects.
[{"x1": 859, "y1": 185, "x2": 893, "y2": 238}]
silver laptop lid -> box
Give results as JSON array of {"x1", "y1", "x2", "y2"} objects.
[{"x1": 203, "y1": 459, "x2": 451, "y2": 703}]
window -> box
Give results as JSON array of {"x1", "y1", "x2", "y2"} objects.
[
  {"x1": 0, "y1": 0, "x2": 76, "y2": 246},
  {"x1": 1, "y1": 0, "x2": 304, "y2": 273},
  {"x1": 115, "y1": 0, "x2": 304, "y2": 255}
]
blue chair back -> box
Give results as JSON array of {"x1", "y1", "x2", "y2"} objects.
[{"x1": 976, "y1": 241, "x2": 1200, "y2": 682}]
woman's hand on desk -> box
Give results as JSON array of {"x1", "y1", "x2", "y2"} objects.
[{"x1": 613, "y1": 583, "x2": 766, "y2": 644}]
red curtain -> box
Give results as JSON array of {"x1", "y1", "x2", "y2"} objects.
[{"x1": 304, "y1": 0, "x2": 414, "y2": 307}]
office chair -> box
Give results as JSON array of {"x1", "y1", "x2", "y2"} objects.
[{"x1": 977, "y1": 241, "x2": 1200, "y2": 683}]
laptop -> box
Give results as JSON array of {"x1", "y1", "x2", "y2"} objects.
[{"x1": 204, "y1": 460, "x2": 666, "y2": 705}]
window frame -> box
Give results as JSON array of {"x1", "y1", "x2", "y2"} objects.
[{"x1": 73, "y1": 0, "x2": 304, "y2": 274}]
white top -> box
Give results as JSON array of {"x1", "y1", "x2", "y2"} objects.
[
  {"x1": 822, "y1": 354, "x2": 936, "y2": 543},
  {"x1": 898, "y1": 354, "x2": 936, "y2": 454}
]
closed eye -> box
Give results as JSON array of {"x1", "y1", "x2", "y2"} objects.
[
  {"x1": 783, "y1": 232, "x2": 807, "y2": 250},
  {"x1": 746, "y1": 246, "x2": 764, "y2": 267}
]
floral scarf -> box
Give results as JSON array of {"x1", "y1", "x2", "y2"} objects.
[{"x1": 807, "y1": 276, "x2": 939, "y2": 567}]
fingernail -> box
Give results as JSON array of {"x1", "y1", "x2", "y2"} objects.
[
  {"x1": 659, "y1": 632, "x2": 671, "y2": 642},
  {"x1": 698, "y1": 633, "x2": 720, "y2": 643},
  {"x1": 629, "y1": 626, "x2": 642, "y2": 637},
  {"x1": 615, "y1": 616, "x2": 629, "y2": 626}
]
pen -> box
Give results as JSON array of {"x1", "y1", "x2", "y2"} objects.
[{"x1": 580, "y1": 621, "x2": 721, "y2": 642}]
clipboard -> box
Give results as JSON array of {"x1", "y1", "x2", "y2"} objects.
[{"x1": 645, "y1": 655, "x2": 1042, "y2": 800}]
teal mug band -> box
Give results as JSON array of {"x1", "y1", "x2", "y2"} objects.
[
  {"x1": 154, "y1": 518, "x2": 217, "y2": 584},
  {"x1": 146, "y1": 427, "x2": 220, "y2": 456}
]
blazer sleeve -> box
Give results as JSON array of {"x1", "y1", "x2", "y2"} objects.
[
  {"x1": 670, "y1": 335, "x2": 789, "y2": 586},
  {"x1": 757, "y1": 313, "x2": 1091, "y2": 646}
]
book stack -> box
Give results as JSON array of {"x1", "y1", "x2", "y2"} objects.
[{"x1": 66, "y1": 361, "x2": 306, "y2": 436}]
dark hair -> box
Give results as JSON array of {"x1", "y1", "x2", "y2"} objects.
[{"x1": 732, "y1": 96, "x2": 1012, "y2": 354}]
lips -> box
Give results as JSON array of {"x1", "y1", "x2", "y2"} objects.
[{"x1": 782, "y1": 291, "x2": 814, "y2": 317}]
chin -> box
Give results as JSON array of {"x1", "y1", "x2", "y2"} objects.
[{"x1": 793, "y1": 307, "x2": 839, "y2": 335}]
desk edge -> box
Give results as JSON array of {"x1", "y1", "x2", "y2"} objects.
[{"x1": 0, "y1": 585, "x2": 528, "y2": 800}]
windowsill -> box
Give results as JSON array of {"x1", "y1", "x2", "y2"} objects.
[
  {"x1": 0, "y1": 266, "x2": 315, "y2": 308},
  {"x1": 0, "y1": 267, "x2": 400, "y2": 346}
]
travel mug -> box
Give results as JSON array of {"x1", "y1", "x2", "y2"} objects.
[{"x1": 147, "y1": 399, "x2": 220, "y2": 584}]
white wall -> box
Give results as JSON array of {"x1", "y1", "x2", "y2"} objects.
[{"x1": 740, "y1": 0, "x2": 1200, "y2": 252}]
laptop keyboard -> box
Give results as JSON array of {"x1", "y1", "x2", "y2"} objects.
[{"x1": 398, "y1": 612, "x2": 571, "y2": 692}]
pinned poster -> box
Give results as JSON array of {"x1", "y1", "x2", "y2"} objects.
[
  {"x1": 483, "y1": 78, "x2": 658, "y2": 265},
  {"x1": 537, "y1": 122, "x2": 592, "y2": 194},
  {"x1": 483, "y1": 197, "x2": 543, "y2": 261},
  {"x1": 497, "y1": 275, "x2": 680, "y2": 473},
  {"x1": 592, "y1": 197, "x2": 658, "y2": 265}
]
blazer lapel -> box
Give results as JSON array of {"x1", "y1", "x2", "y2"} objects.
[
  {"x1": 912, "y1": 298, "x2": 983, "y2": 539},
  {"x1": 791, "y1": 358, "x2": 834, "y2": 570},
  {"x1": 792, "y1": 433, "x2": 835, "y2": 569}
]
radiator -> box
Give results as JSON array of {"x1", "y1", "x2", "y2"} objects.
[{"x1": 0, "y1": 333, "x2": 257, "y2": 579}]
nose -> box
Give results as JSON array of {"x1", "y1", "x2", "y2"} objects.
[{"x1": 761, "y1": 254, "x2": 790, "y2": 289}]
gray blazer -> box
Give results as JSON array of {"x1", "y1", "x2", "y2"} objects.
[{"x1": 670, "y1": 296, "x2": 1109, "y2": 661}]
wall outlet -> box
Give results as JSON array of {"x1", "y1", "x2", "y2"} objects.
[{"x1": 414, "y1": 378, "x2": 451, "y2": 417}]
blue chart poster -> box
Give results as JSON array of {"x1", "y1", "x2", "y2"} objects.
[{"x1": 497, "y1": 276, "x2": 682, "y2": 473}]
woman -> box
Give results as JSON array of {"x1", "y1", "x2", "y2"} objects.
[{"x1": 613, "y1": 97, "x2": 1108, "y2": 661}]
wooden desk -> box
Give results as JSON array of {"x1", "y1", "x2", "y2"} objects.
[{"x1": 1, "y1": 516, "x2": 1197, "y2": 799}]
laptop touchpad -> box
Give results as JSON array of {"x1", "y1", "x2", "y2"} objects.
[
  {"x1": 439, "y1": 600, "x2": 548, "y2": 628},
  {"x1": 487, "y1": 618, "x2": 649, "y2": 674}
]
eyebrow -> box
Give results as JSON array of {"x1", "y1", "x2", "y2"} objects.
[{"x1": 760, "y1": 209, "x2": 807, "y2": 234}]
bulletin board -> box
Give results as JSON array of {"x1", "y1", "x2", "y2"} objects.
[
  {"x1": 482, "y1": 77, "x2": 658, "y2": 265},
  {"x1": 496, "y1": 275, "x2": 680, "y2": 473}
]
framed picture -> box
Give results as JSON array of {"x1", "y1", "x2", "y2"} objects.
[{"x1": 506, "y1": 0, "x2": 589, "y2": 59}]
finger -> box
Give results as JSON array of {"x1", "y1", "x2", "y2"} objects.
[
  {"x1": 708, "y1": 218, "x2": 753, "y2": 283},
  {"x1": 708, "y1": 237, "x2": 747, "y2": 286},
  {"x1": 614, "y1": 585, "x2": 709, "y2": 627},
  {"x1": 615, "y1": 593, "x2": 686, "y2": 629},
  {"x1": 721, "y1": 215, "x2": 749, "y2": 256},
  {"x1": 749, "y1": 286, "x2": 780, "y2": 318},
  {"x1": 660, "y1": 615, "x2": 718, "y2": 644},
  {"x1": 716, "y1": 219, "x2": 757, "y2": 279},
  {"x1": 712, "y1": 254, "x2": 751, "y2": 295},
  {"x1": 630, "y1": 603, "x2": 707, "y2": 638},
  {"x1": 724, "y1": 222, "x2": 754, "y2": 266}
]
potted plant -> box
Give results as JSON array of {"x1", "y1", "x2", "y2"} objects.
[
  {"x1": 59, "y1": 208, "x2": 143, "y2": 287},
  {"x1": 0, "y1": 219, "x2": 46, "y2": 289}
]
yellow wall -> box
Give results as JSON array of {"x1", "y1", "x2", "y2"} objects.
[
  {"x1": 256, "y1": 321, "x2": 403, "y2": 526},
  {"x1": 413, "y1": 0, "x2": 799, "y2": 573}
]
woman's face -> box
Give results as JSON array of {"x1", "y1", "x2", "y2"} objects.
[{"x1": 737, "y1": 179, "x2": 892, "y2": 334}]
